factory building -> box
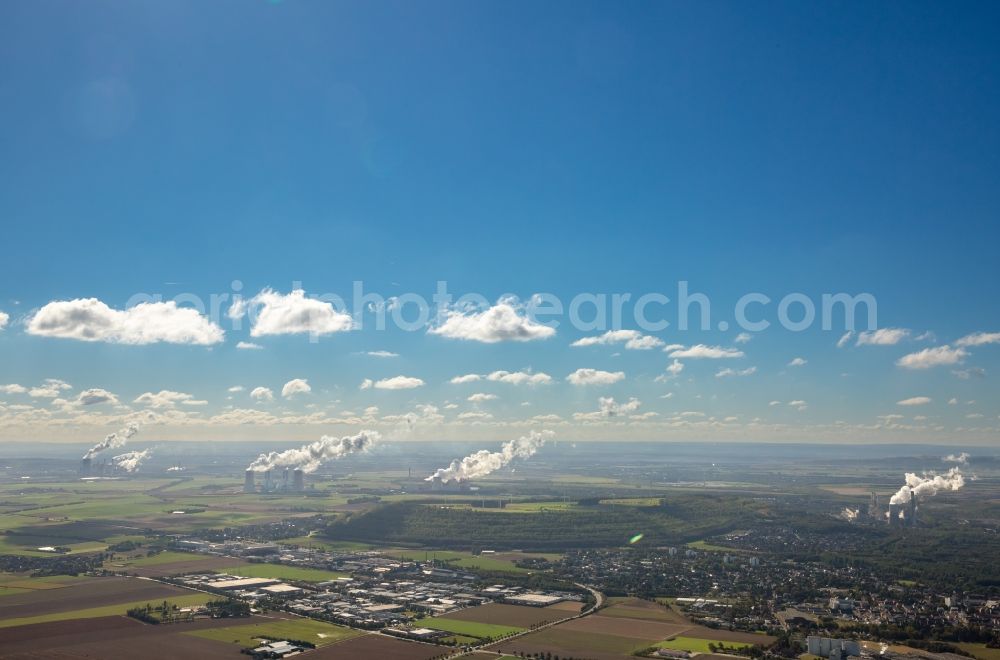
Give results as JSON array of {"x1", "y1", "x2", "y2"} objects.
[{"x1": 807, "y1": 636, "x2": 861, "y2": 659}]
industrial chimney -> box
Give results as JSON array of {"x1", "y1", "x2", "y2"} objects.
[{"x1": 244, "y1": 470, "x2": 255, "y2": 493}]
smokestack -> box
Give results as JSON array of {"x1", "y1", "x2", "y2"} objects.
[
  {"x1": 908, "y1": 498, "x2": 917, "y2": 527},
  {"x1": 888, "y1": 503, "x2": 900, "y2": 526},
  {"x1": 244, "y1": 470, "x2": 255, "y2": 493},
  {"x1": 292, "y1": 468, "x2": 304, "y2": 492}
]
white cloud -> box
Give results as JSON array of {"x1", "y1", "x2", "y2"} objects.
[
  {"x1": 836, "y1": 331, "x2": 854, "y2": 348},
  {"x1": 571, "y1": 329, "x2": 663, "y2": 350},
  {"x1": 734, "y1": 332, "x2": 752, "y2": 344},
  {"x1": 788, "y1": 400, "x2": 808, "y2": 411},
  {"x1": 250, "y1": 386, "x2": 274, "y2": 402},
  {"x1": 952, "y1": 367, "x2": 986, "y2": 380},
  {"x1": 598, "y1": 396, "x2": 641, "y2": 417},
  {"x1": 29, "y1": 379, "x2": 73, "y2": 398},
  {"x1": 856, "y1": 328, "x2": 910, "y2": 346},
  {"x1": 76, "y1": 388, "x2": 120, "y2": 406},
  {"x1": 666, "y1": 359, "x2": 684, "y2": 377},
  {"x1": 788, "y1": 357, "x2": 807, "y2": 367},
  {"x1": 716, "y1": 366, "x2": 757, "y2": 378},
  {"x1": 228, "y1": 386, "x2": 245, "y2": 393},
  {"x1": 659, "y1": 392, "x2": 674, "y2": 399},
  {"x1": 232, "y1": 289, "x2": 352, "y2": 338},
  {"x1": 467, "y1": 392, "x2": 498, "y2": 402},
  {"x1": 281, "y1": 378, "x2": 312, "y2": 398},
  {"x1": 0, "y1": 311, "x2": 8, "y2": 330},
  {"x1": 955, "y1": 331, "x2": 1000, "y2": 347},
  {"x1": 366, "y1": 376, "x2": 425, "y2": 390},
  {"x1": 366, "y1": 350, "x2": 399, "y2": 358},
  {"x1": 236, "y1": 341, "x2": 263, "y2": 350},
  {"x1": 449, "y1": 374, "x2": 482, "y2": 384},
  {"x1": 769, "y1": 400, "x2": 782, "y2": 406},
  {"x1": 27, "y1": 298, "x2": 224, "y2": 345},
  {"x1": 429, "y1": 301, "x2": 555, "y2": 343},
  {"x1": 667, "y1": 344, "x2": 744, "y2": 359},
  {"x1": 134, "y1": 390, "x2": 206, "y2": 408},
  {"x1": 0, "y1": 384, "x2": 27, "y2": 395},
  {"x1": 486, "y1": 370, "x2": 553, "y2": 386},
  {"x1": 457, "y1": 411, "x2": 493, "y2": 420},
  {"x1": 948, "y1": 398, "x2": 958, "y2": 405},
  {"x1": 897, "y1": 396, "x2": 932, "y2": 407},
  {"x1": 566, "y1": 368, "x2": 625, "y2": 386},
  {"x1": 896, "y1": 345, "x2": 968, "y2": 369}
]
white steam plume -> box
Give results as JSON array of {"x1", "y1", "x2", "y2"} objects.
[
  {"x1": 425, "y1": 430, "x2": 554, "y2": 483},
  {"x1": 112, "y1": 449, "x2": 151, "y2": 473},
  {"x1": 83, "y1": 424, "x2": 139, "y2": 460},
  {"x1": 247, "y1": 430, "x2": 380, "y2": 473},
  {"x1": 889, "y1": 467, "x2": 965, "y2": 505},
  {"x1": 841, "y1": 508, "x2": 859, "y2": 522},
  {"x1": 942, "y1": 452, "x2": 970, "y2": 464}
]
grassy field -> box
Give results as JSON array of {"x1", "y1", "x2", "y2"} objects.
[
  {"x1": 388, "y1": 548, "x2": 555, "y2": 574},
  {"x1": 116, "y1": 550, "x2": 202, "y2": 566},
  {"x1": 656, "y1": 636, "x2": 753, "y2": 652},
  {"x1": 959, "y1": 644, "x2": 1000, "y2": 660},
  {"x1": 414, "y1": 616, "x2": 524, "y2": 639},
  {"x1": 221, "y1": 564, "x2": 349, "y2": 582},
  {"x1": 0, "y1": 593, "x2": 212, "y2": 629},
  {"x1": 186, "y1": 617, "x2": 363, "y2": 648}
]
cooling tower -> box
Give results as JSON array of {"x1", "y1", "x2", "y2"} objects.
[
  {"x1": 292, "y1": 468, "x2": 305, "y2": 492},
  {"x1": 244, "y1": 470, "x2": 255, "y2": 493}
]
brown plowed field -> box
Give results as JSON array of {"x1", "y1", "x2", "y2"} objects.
[
  {"x1": 0, "y1": 577, "x2": 197, "y2": 619},
  {"x1": 440, "y1": 603, "x2": 563, "y2": 627}
]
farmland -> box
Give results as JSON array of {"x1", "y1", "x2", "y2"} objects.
[
  {"x1": 186, "y1": 617, "x2": 363, "y2": 648},
  {"x1": 413, "y1": 615, "x2": 525, "y2": 639}
]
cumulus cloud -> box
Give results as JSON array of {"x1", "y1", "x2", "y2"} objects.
[
  {"x1": 134, "y1": 390, "x2": 206, "y2": 408},
  {"x1": 486, "y1": 370, "x2": 552, "y2": 385},
  {"x1": 28, "y1": 379, "x2": 72, "y2": 399},
  {"x1": 228, "y1": 386, "x2": 245, "y2": 393},
  {"x1": 856, "y1": 328, "x2": 910, "y2": 346},
  {"x1": 566, "y1": 368, "x2": 625, "y2": 386},
  {"x1": 362, "y1": 376, "x2": 425, "y2": 390},
  {"x1": 598, "y1": 396, "x2": 641, "y2": 417},
  {"x1": 366, "y1": 350, "x2": 399, "y2": 358},
  {"x1": 571, "y1": 329, "x2": 663, "y2": 350},
  {"x1": 236, "y1": 341, "x2": 263, "y2": 350},
  {"x1": 955, "y1": 331, "x2": 1000, "y2": 347},
  {"x1": 716, "y1": 366, "x2": 757, "y2": 378},
  {"x1": 429, "y1": 301, "x2": 555, "y2": 343},
  {"x1": 231, "y1": 288, "x2": 352, "y2": 338},
  {"x1": 896, "y1": 345, "x2": 968, "y2": 369},
  {"x1": 76, "y1": 388, "x2": 120, "y2": 406},
  {"x1": 468, "y1": 392, "x2": 497, "y2": 402},
  {"x1": 897, "y1": 396, "x2": 932, "y2": 406},
  {"x1": 250, "y1": 386, "x2": 274, "y2": 402},
  {"x1": 667, "y1": 344, "x2": 744, "y2": 359},
  {"x1": 0, "y1": 311, "x2": 8, "y2": 330},
  {"x1": 450, "y1": 374, "x2": 482, "y2": 384},
  {"x1": 0, "y1": 384, "x2": 27, "y2": 395},
  {"x1": 27, "y1": 298, "x2": 224, "y2": 345},
  {"x1": 788, "y1": 400, "x2": 808, "y2": 411},
  {"x1": 281, "y1": 378, "x2": 312, "y2": 398},
  {"x1": 788, "y1": 357, "x2": 807, "y2": 367}
]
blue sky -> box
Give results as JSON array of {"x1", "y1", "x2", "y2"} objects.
[{"x1": 1, "y1": 1, "x2": 999, "y2": 444}]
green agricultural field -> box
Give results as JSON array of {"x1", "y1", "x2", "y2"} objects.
[
  {"x1": 0, "y1": 593, "x2": 212, "y2": 629},
  {"x1": 117, "y1": 550, "x2": 203, "y2": 566},
  {"x1": 281, "y1": 536, "x2": 373, "y2": 551},
  {"x1": 186, "y1": 618, "x2": 363, "y2": 647},
  {"x1": 414, "y1": 616, "x2": 524, "y2": 639},
  {"x1": 655, "y1": 637, "x2": 753, "y2": 653},
  {"x1": 220, "y1": 564, "x2": 349, "y2": 582}
]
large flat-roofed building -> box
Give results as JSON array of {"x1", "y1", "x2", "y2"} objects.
[
  {"x1": 206, "y1": 576, "x2": 280, "y2": 591},
  {"x1": 260, "y1": 583, "x2": 304, "y2": 596},
  {"x1": 506, "y1": 593, "x2": 565, "y2": 607}
]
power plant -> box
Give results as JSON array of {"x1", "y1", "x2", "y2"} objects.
[
  {"x1": 887, "y1": 498, "x2": 918, "y2": 527},
  {"x1": 243, "y1": 467, "x2": 305, "y2": 493}
]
